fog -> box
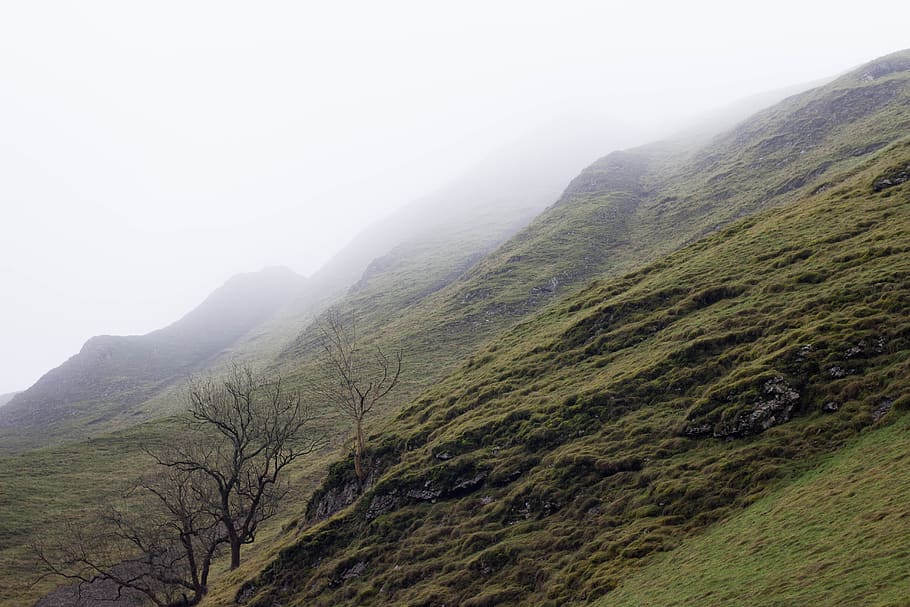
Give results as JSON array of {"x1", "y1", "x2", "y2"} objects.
[{"x1": 1, "y1": 0, "x2": 907, "y2": 394}]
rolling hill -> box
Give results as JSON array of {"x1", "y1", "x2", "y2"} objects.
[{"x1": 0, "y1": 118, "x2": 633, "y2": 457}]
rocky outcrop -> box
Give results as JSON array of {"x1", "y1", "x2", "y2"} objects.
[
  {"x1": 685, "y1": 376, "x2": 801, "y2": 439},
  {"x1": 366, "y1": 462, "x2": 488, "y2": 521},
  {"x1": 714, "y1": 377, "x2": 800, "y2": 438},
  {"x1": 872, "y1": 163, "x2": 910, "y2": 192}
]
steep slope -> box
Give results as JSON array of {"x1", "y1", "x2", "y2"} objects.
[
  {"x1": 413, "y1": 49, "x2": 910, "y2": 323},
  {"x1": 0, "y1": 121, "x2": 635, "y2": 457},
  {"x1": 235, "y1": 135, "x2": 910, "y2": 606},
  {"x1": 8, "y1": 51, "x2": 910, "y2": 607},
  {"x1": 301, "y1": 115, "x2": 645, "y2": 308},
  {"x1": 278, "y1": 49, "x2": 910, "y2": 420},
  {"x1": 0, "y1": 392, "x2": 17, "y2": 408},
  {"x1": 0, "y1": 267, "x2": 306, "y2": 452},
  {"x1": 598, "y1": 413, "x2": 910, "y2": 606},
  {"x1": 0, "y1": 123, "x2": 644, "y2": 606}
]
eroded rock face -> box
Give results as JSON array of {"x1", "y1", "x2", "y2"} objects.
[
  {"x1": 309, "y1": 479, "x2": 363, "y2": 522},
  {"x1": 872, "y1": 164, "x2": 910, "y2": 192},
  {"x1": 683, "y1": 376, "x2": 802, "y2": 439},
  {"x1": 366, "y1": 466, "x2": 488, "y2": 521},
  {"x1": 307, "y1": 457, "x2": 388, "y2": 523},
  {"x1": 714, "y1": 377, "x2": 800, "y2": 438}
]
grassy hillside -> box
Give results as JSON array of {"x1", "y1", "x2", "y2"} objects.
[
  {"x1": 0, "y1": 121, "x2": 631, "y2": 606},
  {"x1": 234, "y1": 135, "x2": 910, "y2": 606},
  {"x1": 5, "y1": 50, "x2": 909, "y2": 606},
  {"x1": 0, "y1": 423, "x2": 161, "y2": 603},
  {"x1": 0, "y1": 120, "x2": 618, "y2": 458},
  {"x1": 276, "y1": 50, "x2": 910, "y2": 425},
  {"x1": 598, "y1": 412, "x2": 910, "y2": 607}
]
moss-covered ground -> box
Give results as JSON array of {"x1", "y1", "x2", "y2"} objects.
[{"x1": 599, "y1": 412, "x2": 910, "y2": 607}]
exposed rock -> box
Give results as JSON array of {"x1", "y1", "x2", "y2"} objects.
[
  {"x1": 308, "y1": 465, "x2": 382, "y2": 523},
  {"x1": 714, "y1": 377, "x2": 800, "y2": 438},
  {"x1": 453, "y1": 472, "x2": 487, "y2": 493},
  {"x1": 844, "y1": 340, "x2": 866, "y2": 358},
  {"x1": 682, "y1": 422, "x2": 713, "y2": 438},
  {"x1": 823, "y1": 401, "x2": 840, "y2": 413},
  {"x1": 310, "y1": 479, "x2": 362, "y2": 522},
  {"x1": 529, "y1": 277, "x2": 559, "y2": 296},
  {"x1": 365, "y1": 465, "x2": 488, "y2": 520},
  {"x1": 366, "y1": 491, "x2": 401, "y2": 520},
  {"x1": 330, "y1": 561, "x2": 367, "y2": 588},
  {"x1": 406, "y1": 488, "x2": 442, "y2": 501},
  {"x1": 874, "y1": 336, "x2": 887, "y2": 354},
  {"x1": 463, "y1": 288, "x2": 493, "y2": 303},
  {"x1": 872, "y1": 398, "x2": 894, "y2": 422},
  {"x1": 828, "y1": 366, "x2": 848, "y2": 378},
  {"x1": 872, "y1": 164, "x2": 910, "y2": 192}
]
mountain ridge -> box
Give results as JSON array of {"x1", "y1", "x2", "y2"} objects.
[{"x1": 0, "y1": 266, "x2": 306, "y2": 451}]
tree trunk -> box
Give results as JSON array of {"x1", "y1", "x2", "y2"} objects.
[
  {"x1": 226, "y1": 526, "x2": 242, "y2": 569},
  {"x1": 354, "y1": 418, "x2": 366, "y2": 483},
  {"x1": 230, "y1": 539, "x2": 241, "y2": 569},
  {"x1": 165, "y1": 589, "x2": 204, "y2": 607}
]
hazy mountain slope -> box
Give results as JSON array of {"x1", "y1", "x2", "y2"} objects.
[
  {"x1": 0, "y1": 267, "x2": 305, "y2": 452},
  {"x1": 236, "y1": 135, "x2": 910, "y2": 607},
  {"x1": 2, "y1": 120, "x2": 635, "y2": 457},
  {"x1": 277, "y1": 50, "x2": 910, "y2": 420},
  {"x1": 0, "y1": 122, "x2": 645, "y2": 605},
  {"x1": 598, "y1": 413, "x2": 910, "y2": 607},
  {"x1": 8, "y1": 51, "x2": 909, "y2": 606},
  {"x1": 0, "y1": 392, "x2": 17, "y2": 408},
  {"x1": 271, "y1": 123, "x2": 650, "y2": 408},
  {"x1": 302, "y1": 116, "x2": 645, "y2": 307},
  {"x1": 422, "y1": 49, "x2": 910, "y2": 320}
]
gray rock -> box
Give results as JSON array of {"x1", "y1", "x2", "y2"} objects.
[
  {"x1": 872, "y1": 398, "x2": 894, "y2": 422},
  {"x1": 715, "y1": 377, "x2": 800, "y2": 438}
]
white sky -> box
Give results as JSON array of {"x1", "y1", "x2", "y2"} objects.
[{"x1": 1, "y1": 0, "x2": 908, "y2": 394}]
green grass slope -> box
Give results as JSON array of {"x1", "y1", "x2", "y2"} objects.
[
  {"x1": 235, "y1": 135, "x2": 910, "y2": 606},
  {"x1": 0, "y1": 423, "x2": 161, "y2": 603},
  {"x1": 8, "y1": 51, "x2": 910, "y2": 606},
  {"x1": 599, "y1": 411, "x2": 910, "y2": 607},
  {"x1": 276, "y1": 50, "x2": 910, "y2": 427}
]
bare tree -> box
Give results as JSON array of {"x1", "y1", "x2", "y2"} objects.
[
  {"x1": 156, "y1": 363, "x2": 320, "y2": 569},
  {"x1": 314, "y1": 310, "x2": 402, "y2": 483},
  {"x1": 35, "y1": 363, "x2": 319, "y2": 604}
]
